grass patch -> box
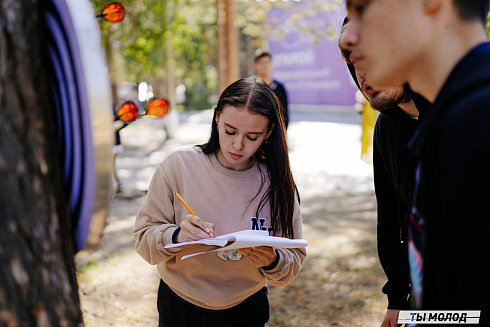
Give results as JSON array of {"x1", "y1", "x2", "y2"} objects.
[{"x1": 76, "y1": 260, "x2": 98, "y2": 275}]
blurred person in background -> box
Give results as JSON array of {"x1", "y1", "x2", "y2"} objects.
[
  {"x1": 353, "y1": 89, "x2": 378, "y2": 164},
  {"x1": 254, "y1": 50, "x2": 289, "y2": 129}
]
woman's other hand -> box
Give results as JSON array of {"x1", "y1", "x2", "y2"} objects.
[{"x1": 239, "y1": 246, "x2": 277, "y2": 268}]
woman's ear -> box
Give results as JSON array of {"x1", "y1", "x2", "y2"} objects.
[
  {"x1": 265, "y1": 124, "x2": 275, "y2": 139},
  {"x1": 214, "y1": 107, "x2": 221, "y2": 127}
]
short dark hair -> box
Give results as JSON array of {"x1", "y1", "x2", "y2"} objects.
[
  {"x1": 254, "y1": 49, "x2": 272, "y2": 63},
  {"x1": 453, "y1": 0, "x2": 490, "y2": 25}
]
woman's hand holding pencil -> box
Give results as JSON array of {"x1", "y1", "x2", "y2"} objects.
[
  {"x1": 176, "y1": 215, "x2": 215, "y2": 243},
  {"x1": 175, "y1": 193, "x2": 215, "y2": 243}
]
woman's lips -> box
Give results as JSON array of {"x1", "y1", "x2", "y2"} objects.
[{"x1": 229, "y1": 152, "x2": 243, "y2": 160}]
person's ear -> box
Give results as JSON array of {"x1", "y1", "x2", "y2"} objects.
[
  {"x1": 422, "y1": 0, "x2": 443, "y2": 16},
  {"x1": 265, "y1": 124, "x2": 275, "y2": 139},
  {"x1": 215, "y1": 111, "x2": 220, "y2": 126}
]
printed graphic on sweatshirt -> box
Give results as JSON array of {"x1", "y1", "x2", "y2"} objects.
[
  {"x1": 250, "y1": 217, "x2": 273, "y2": 233},
  {"x1": 217, "y1": 249, "x2": 242, "y2": 261}
]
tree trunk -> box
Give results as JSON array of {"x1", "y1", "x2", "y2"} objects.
[
  {"x1": 216, "y1": 0, "x2": 240, "y2": 95},
  {"x1": 216, "y1": 0, "x2": 227, "y2": 95},
  {"x1": 224, "y1": 0, "x2": 239, "y2": 85},
  {"x1": 0, "y1": 0, "x2": 83, "y2": 325}
]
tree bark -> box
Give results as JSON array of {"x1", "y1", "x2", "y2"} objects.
[
  {"x1": 216, "y1": 0, "x2": 227, "y2": 95},
  {"x1": 0, "y1": 0, "x2": 83, "y2": 325},
  {"x1": 216, "y1": 0, "x2": 240, "y2": 95},
  {"x1": 224, "y1": 0, "x2": 239, "y2": 85}
]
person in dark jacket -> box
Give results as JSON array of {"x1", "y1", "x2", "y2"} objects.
[
  {"x1": 339, "y1": 20, "x2": 423, "y2": 327},
  {"x1": 254, "y1": 50, "x2": 289, "y2": 129},
  {"x1": 342, "y1": 0, "x2": 490, "y2": 324},
  {"x1": 374, "y1": 93, "x2": 429, "y2": 326}
]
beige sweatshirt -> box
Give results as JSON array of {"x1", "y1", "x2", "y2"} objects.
[{"x1": 133, "y1": 147, "x2": 306, "y2": 310}]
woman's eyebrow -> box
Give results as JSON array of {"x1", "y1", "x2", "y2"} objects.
[{"x1": 224, "y1": 123, "x2": 237, "y2": 130}]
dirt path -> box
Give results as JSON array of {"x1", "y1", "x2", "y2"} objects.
[{"x1": 76, "y1": 112, "x2": 388, "y2": 326}]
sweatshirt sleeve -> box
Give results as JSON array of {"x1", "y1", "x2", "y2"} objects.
[
  {"x1": 133, "y1": 162, "x2": 182, "y2": 265},
  {"x1": 260, "y1": 194, "x2": 306, "y2": 288}
]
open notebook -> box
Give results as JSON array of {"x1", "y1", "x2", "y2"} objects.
[{"x1": 165, "y1": 230, "x2": 308, "y2": 260}]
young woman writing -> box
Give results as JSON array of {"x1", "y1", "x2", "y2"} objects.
[{"x1": 133, "y1": 76, "x2": 306, "y2": 327}]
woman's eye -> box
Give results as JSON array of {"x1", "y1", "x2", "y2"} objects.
[{"x1": 223, "y1": 129, "x2": 257, "y2": 141}]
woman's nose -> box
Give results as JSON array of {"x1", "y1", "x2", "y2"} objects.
[{"x1": 232, "y1": 136, "x2": 244, "y2": 150}]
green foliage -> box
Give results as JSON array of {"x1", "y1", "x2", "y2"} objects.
[
  {"x1": 92, "y1": 0, "x2": 168, "y2": 82},
  {"x1": 237, "y1": 0, "x2": 342, "y2": 45},
  {"x1": 90, "y1": 0, "x2": 337, "y2": 110},
  {"x1": 487, "y1": 10, "x2": 490, "y2": 40},
  {"x1": 91, "y1": 0, "x2": 217, "y2": 109}
]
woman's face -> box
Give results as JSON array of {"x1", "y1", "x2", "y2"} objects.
[{"x1": 215, "y1": 105, "x2": 272, "y2": 171}]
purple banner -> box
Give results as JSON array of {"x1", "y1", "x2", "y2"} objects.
[{"x1": 268, "y1": 4, "x2": 358, "y2": 106}]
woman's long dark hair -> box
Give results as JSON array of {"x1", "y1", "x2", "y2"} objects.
[{"x1": 199, "y1": 76, "x2": 297, "y2": 239}]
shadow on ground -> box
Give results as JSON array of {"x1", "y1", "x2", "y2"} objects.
[{"x1": 267, "y1": 190, "x2": 386, "y2": 327}]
